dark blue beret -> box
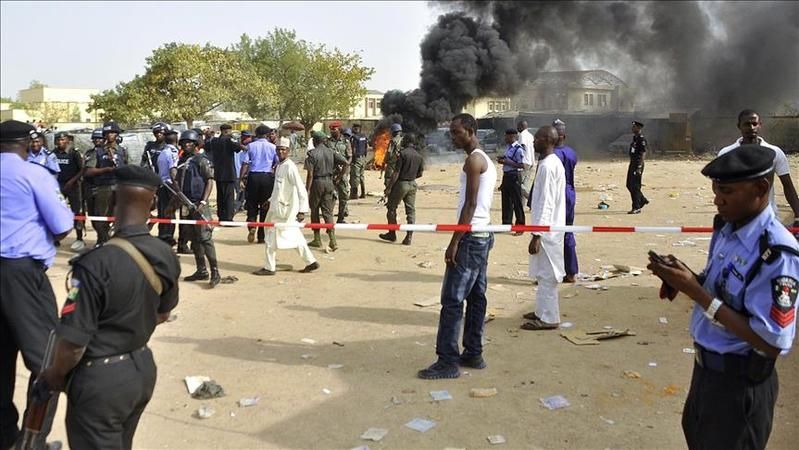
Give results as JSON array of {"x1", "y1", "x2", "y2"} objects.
[
  {"x1": 115, "y1": 165, "x2": 162, "y2": 190},
  {"x1": 0, "y1": 120, "x2": 39, "y2": 142},
  {"x1": 632, "y1": 120, "x2": 644, "y2": 128},
  {"x1": 701, "y1": 145, "x2": 775, "y2": 183}
]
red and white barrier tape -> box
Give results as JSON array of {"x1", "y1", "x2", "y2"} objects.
[{"x1": 74, "y1": 215, "x2": 799, "y2": 234}]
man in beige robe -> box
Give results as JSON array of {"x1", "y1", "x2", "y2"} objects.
[{"x1": 253, "y1": 137, "x2": 319, "y2": 275}]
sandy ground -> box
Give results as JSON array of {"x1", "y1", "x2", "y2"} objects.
[{"x1": 13, "y1": 154, "x2": 799, "y2": 449}]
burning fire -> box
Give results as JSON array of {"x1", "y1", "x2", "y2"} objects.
[{"x1": 372, "y1": 129, "x2": 390, "y2": 169}]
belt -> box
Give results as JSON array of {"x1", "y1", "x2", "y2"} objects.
[
  {"x1": 694, "y1": 343, "x2": 775, "y2": 383},
  {"x1": 82, "y1": 346, "x2": 147, "y2": 367}
]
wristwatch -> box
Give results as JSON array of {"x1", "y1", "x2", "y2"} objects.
[
  {"x1": 704, "y1": 298, "x2": 723, "y2": 321},
  {"x1": 199, "y1": 200, "x2": 207, "y2": 206}
]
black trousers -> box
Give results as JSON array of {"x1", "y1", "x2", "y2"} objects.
[
  {"x1": 182, "y1": 207, "x2": 217, "y2": 272},
  {"x1": 90, "y1": 185, "x2": 114, "y2": 245},
  {"x1": 626, "y1": 162, "x2": 648, "y2": 210},
  {"x1": 66, "y1": 348, "x2": 156, "y2": 450},
  {"x1": 682, "y1": 361, "x2": 777, "y2": 450},
  {"x1": 246, "y1": 172, "x2": 275, "y2": 242},
  {"x1": 216, "y1": 181, "x2": 236, "y2": 222},
  {"x1": 156, "y1": 186, "x2": 175, "y2": 245},
  {"x1": 500, "y1": 171, "x2": 525, "y2": 225},
  {"x1": 0, "y1": 258, "x2": 59, "y2": 450},
  {"x1": 60, "y1": 184, "x2": 83, "y2": 239}
]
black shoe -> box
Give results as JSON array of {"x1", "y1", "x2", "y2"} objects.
[
  {"x1": 300, "y1": 262, "x2": 320, "y2": 273},
  {"x1": 401, "y1": 235, "x2": 412, "y2": 246},
  {"x1": 627, "y1": 209, "x2": 641, "y2": 214},
  {"x1": 336, "y1": 218, "x2": 346, "y2": 224},
  {"x1": 209, "y1": 270, "x2": 221, "y2": 288},
  {"x1": 177, "y1": 244, "x2": 191, "y2": 254},
  {"x1": 459, "y1": 354, "x2": 487, "y2": 369},
  {"x1": 359, "y1": 194, "x2": 366, "y2": 199},
  {"x1": 642, "y1": 198, "x2": 650, "y2": 207},
  {"x1": 417, "y1": 361, "x2": 460, "y2": 379},
  {"x1": 252, "y1": 268, "x2": 276, "y2": 276},
  {"x1": 184, "y1": 270, "x2": 209, "y2": 281},
  {"x1": 379, "y1": 232, "x2": 397, "y2": 242},
  {"x1": 257, "y1": 239, "x2": 265, "y2": 244}
]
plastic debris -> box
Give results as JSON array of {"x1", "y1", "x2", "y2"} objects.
[
  {"x1": 301, "y1": 354, "x2": 316, "y2": 360},
  {"x1": 648, "y1": 362, "x2": 658, "y2": 367},
  {"x1": 328, "y1": 364, "x2": 344, "y2": 369},
  {"x1": 417, "y1": 261, "x2": 433, "y2": 269},
  {"x1": 322, "y1": 388, "x2": 332, "y2": 395},
  {"x1": 430, "y1": 390, "x2": 452, "y2": 401},
  {"x1": 194, "y1": 405, "x2": 215, "y2": 419},
  {"x1": 599, "y1": 416, "x2": 615, "y2": 425},
  {"x1": 487, "y1": 435, "x2": 507, "y2": 445},
  {"x1": 470, "y1": 388, "x2": 498, "y2": 398},
  {"x1": 301, "y1": 338, "x2": 316, "y2": 344},
  {"x1": 658, "y1": 317, "x2": 669, "y2": 324},
  {"x1": 405, "y1": 418, "x2": 436, "y2": 433},
  {"x1": 360, "y1": 428, "x2": 388, "y2": 442},
  {"x1": 184, "y1": 375, "x2": 210, "y2": 395},
  {"x1": 623, "y1": 370, "x2": 641, "y2": 379},
  {"x1": 238, "y1": 397, "x2": 259, "y2": 407},
  {"x1": 560, "y1": 322, "x2": 574, "y2": 328},
  {"x1": 191, "y1": 381, "x2": 225, "y2": 399},
  {"x1": 683, "y1": 347, "x2": 696, "y2": 354},
  {"x1": 540, "y1": 395, "x2": 570, "y2": 410}
]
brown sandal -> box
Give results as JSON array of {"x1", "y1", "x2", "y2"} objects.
[{"x1": 520, "y1": 319, "x2": 559, "y2": 331}]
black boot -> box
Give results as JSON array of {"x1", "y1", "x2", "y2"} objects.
[
  {"x1": 209, "y1": 268, "x2": 221, "y2": 288},
  {"x1": 184, "y1": 269, "x2": 209, "y2": 281},
  {"x1": 379, "y1": 231, "x2": 397, "y2": 242},
  {"x1": 402, "y1": 231, "x2": 413, "y2": 246}
]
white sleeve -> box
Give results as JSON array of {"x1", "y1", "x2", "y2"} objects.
[
  {"x1": 773, "y1": 147, "x2": 790, "y2": 176},
  {"x1": 530, "y1": 164, "x2": 555, "y2": 229},
  {"x1": 292, "y1": 163, "x2": 310, "y2": 213}
]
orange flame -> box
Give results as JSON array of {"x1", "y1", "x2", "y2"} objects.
[{"x1": 372, "y1": 129, "x2": 390, "y2": 169}]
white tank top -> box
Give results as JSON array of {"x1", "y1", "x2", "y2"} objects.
[{"x1": 456, "y1": 149, "x2": 496, "y2": 227}]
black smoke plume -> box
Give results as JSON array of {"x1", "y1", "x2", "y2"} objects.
[{"x1": 383, "y1": 1, "x2": 799, "y2": 132}]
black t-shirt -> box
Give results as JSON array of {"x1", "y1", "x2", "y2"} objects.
[
  {"x1": 54, "y1": 149, "x2": 82, "y2": 186},
  {"x1": 57, "y1": 224, "x2": 181, "y2": 357},
  {"x1": 208, "y1": 135, "x2": 240, "y2": 182},
  {"x1": 629, "y1": 134, "x2": 647, "y2": 164}
]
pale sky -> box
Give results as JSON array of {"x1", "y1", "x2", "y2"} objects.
[{"x1": 0, "y1": 1, "x2": 438, "y2": 99}]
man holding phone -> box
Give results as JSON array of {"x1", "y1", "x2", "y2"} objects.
[{"x1": 648, "y1": 145, "x2": 799, "y2": 449}]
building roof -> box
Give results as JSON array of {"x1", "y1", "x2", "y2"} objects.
[
  {"x1": 528, "y1": 70, "x2": 627, "y2": 90},
  {"x1": 366, "y1": 89, "x2": 384, "y2": 95}
]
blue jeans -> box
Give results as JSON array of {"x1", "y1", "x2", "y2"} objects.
[{"x1": 436, "y1": 233, "x2": 494, "y2": 365}]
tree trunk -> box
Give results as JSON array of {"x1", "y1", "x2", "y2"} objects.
[{"x1": 186, "y1": 118, "x2": 194, "y2": 129}]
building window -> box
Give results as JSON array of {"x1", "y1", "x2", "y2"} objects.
[
  {"x1": 584, "y1": 94, "x2": 589, "y2": 106},
  {"x1": 589, "y1": 94, "x2": 594, "y2": 106},
  {"x1": 598, "y1": 94, "x2": 608, "y2": 107},
  {"x1": 488, "y1": 101, "x2": 495, "y2": 112}
]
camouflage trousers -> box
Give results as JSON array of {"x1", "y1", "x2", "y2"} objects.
[{"x1": 334, "y1": 171, "x2": 350, "y2": 220}]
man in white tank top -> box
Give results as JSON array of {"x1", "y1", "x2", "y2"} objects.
[
  {"x1": 418, "y1": 113, "x2": 497, "y2": 380},
  {"x1": 521, "y1": 126, "x2": 566, "y2": 330}
]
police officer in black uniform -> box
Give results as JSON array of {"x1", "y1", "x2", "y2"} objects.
[
  {"x1": 648, "y1": 146, "x2": 799, "y2": 449},
  {"x1": 53, "y1": 131, "x2": 86, "y2": 250},
  {"x1": 141, "y1": 122, "x2": 170, "y2": 171},
  {"x1": 207, "y1": 124, "x2": 240, "y2": 221},
  {"x1": 37, "y1": 165, "x2": 180, "y2": 450},
  {"x1": 82, "y1": 128, "x2": 105, "y2": 237},
  {"x1": 626, "y1": 120, "x2": 649, "y2": 214},
  {"x1": 84, "y1": 121, "x2": 128, "y2": 246}
]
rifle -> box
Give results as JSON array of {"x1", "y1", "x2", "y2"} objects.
[
  {"x1": 19, "y1": 331, "x2": 57, "y2": 450},
  {"x1": 160, "y1": 180, "x2": 213, "y2": 224}
]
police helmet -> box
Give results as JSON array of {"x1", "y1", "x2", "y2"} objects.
[
  {"x1": 151, "y1": 122, "x2": 171, "y2": 134},
  {"x1": 91, "y1": 128, "x2": 104, "y2": 140},
  {"x1": 102, "y1": 121, "x2": 122, "y2": 135},
  {"x1": 179, "y1": 129, "x2": 200, "y2": 144},
  {"x1": 390, "y1": 123, "x2": 402, "y2": 133},
  {"x1": 343, "y1": 128, "x2": 353, "y2": 137}
]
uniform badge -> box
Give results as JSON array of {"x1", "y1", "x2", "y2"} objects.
[
  {"x1": 770, "y1": 276, "x2": 798, "y2": 328},
  {"x1": 62, "y1": 279, "x2": 80, "y2": 315}
]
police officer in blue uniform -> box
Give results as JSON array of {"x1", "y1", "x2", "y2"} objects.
[
  {"x1": 155, "y1": 131, "x2": 179, "y2": 247},
  {"x1": 0, "y1": 120, "x2": 74, "y2": 450},
  {"x1": 240, "y1": 125, "x2": 278, "y2": 244},
  {"x1": 84, "y1": 121, "x2": 128, "y2": 246},
  {"x1": 648, "y1": 145, "x2": 799, "y2": 450},
  {"x1": 627, "y1": 120, "x2": 649, "y2": 214},
  {"x1": 36, "y1": 164, "x2": 180, "y2": 450},
  {"x1": 27, "y1": 134, "x2": 60, "y2": 176}
]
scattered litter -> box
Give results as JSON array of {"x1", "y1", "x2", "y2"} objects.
[
  {"x1": 194, "y1": 405, "x2": 215, "y2": 419},
  {"x1": 328, "y1": 364, "x2": 344, "y2": 369},
  {"x1": 220, "y1": 275, "x2": 238, "y2": 284},
  {"x1": 301, "y1": 338, "x2": 316, "y2": 344},
  {"x1": 672, "y1": 240, "x2": 697, "y2": 247},
  {"x1": 191, "y1": 381, "x2": 225, "y2": 399},
  {"x1": 682, "y1": 347, "x2": 696, "y2": 354},
  {"x1": 184, "y1": 376, "x2": 211, "y2": 395},
  {"x1": 561, "y1": 328, "x2": 636, "y2": 346},
  {"x1": 584, "y1": 284, "x2": 603, "y2": 290},
  {"x1": 484, "y1": 312, "x2": 496, "y2": 323},
  {"x1": 603, "y1": 326, "x2": 613, "y2": 330},
  {"x1": 648, "y1": 362, "x2": 658, "y2": 367},
  {"x1": 350, "y1": 446, "x2": 371, "y2": 450},
  {"x1": 470, "y1": 388, "x2": 498, "y2": 398},
  {"x1": 390, "y1": 396, "x2": 402, "y2": 405},
  {"x1": 238, "y1": 397, "x2": 259, "y2": 407},
  {"x1": 301, "y1": 354, "x2": 316, "y2": 360},
  {"x1": 430, "y1": 390, "x2": 452, "y2": 401},
  {"x1": 322, "y1": 388, "x2": 332, "y2": 395},
  {"x1": 560, "y1": 322, "x2": 574, "y2": 328},
  {"x1": 360, "y1": 428, "x2": 389, "y2": 442},
  {"x1": 599, "y1": 416, "x2": 615, "y2": 425},
  {"x1": 405, "y1": 418, "x2": 436, "y2": 433},
  {"x1": 662, "y1": 384, "x2": 681, "y2": 396},
  {"x1": 333, "y1": 341, "x2": 345, "y2": 347},
  {"x1": 414, "y1": 298, "x2": 439, "y2": 307},
  {"x1": 658, "y1": 317, "x2": 669, "y2": 324},
  {"x1": 489, "y1": 284, "x2": 508, "y2": 292},
  {"x1": 487, "y1": 435, "x2": 507, "y2": 445},
  {"x1": 623, "y1": 370, "x2": 641, "y2": 379},
  {"x1": 563, "y1": 292, "x2": 579, "y2": 299},
  {"x1": 414, "y1": 341, "x2": 426, "y2": 346},
  {"x1": 417, "y1": 261, "x2": 433, "y2": 269},
  {"x1": 540, "y1": 395, "x2": 570, "y2": 410}
]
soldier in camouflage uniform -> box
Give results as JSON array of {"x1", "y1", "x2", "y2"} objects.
[
  {"x1": 383, "y1": 123, "x2": 403, "y2": 190},
  {"x1": 328, "y1": 123, "x2": 352, "y2": 223}
]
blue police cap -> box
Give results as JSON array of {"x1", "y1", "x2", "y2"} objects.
[
  {"x1": 0, "y1": 120, "x2": 39, "y2": 142},
  {"x1": 343, "y1": 128, "x2": 353, "y2": 136},
  {"x1": 91, "y1": 128, "x2": 104, "y2": 139},
  {"x1": 390, "y1": 123, "x2": 402, "y2": 132},
  {"x1": 701, "y1": 145, "x2": 775, "y2": 183},
  {"x1": 115, "y1": 164, "x2": 162, "y2": 190}
]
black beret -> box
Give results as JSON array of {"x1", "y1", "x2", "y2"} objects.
[
  {"x1": 0, "y1": 120, "x2": 39, "y2": 142},
  {"x1": 54, "y1": 131, "x2": 72, "y2": 139},
  {"x1": 255, "y1": 125, "x2": 271, "y2": 135},
  {"x1": 632, "y1": 120, "x2": 644, "y2": 128},
  {"x1": 505, "y1": 128, "x2": 518, "y2": 134},
  {"x1": 115, "y1": 165, "x2": 162, "y2": 190},
  {"x1": 701, "y1": 145, "x2": 775, "y2": 183}
]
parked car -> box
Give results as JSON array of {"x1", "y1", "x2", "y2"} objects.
[{"x1": 477, "y1": 129, "x2": 499, "y2": 153}]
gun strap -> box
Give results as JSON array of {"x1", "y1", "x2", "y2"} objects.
[{"x1": 106, "y1": 238, "x2": 164, "y2": 295}]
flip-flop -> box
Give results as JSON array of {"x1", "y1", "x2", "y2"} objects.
[
  {"x1": 523, "y1": 312, "x2": 541, "y2": 321},
  {"x1": 520, "y1": 319, "x2": 559, "y2": 331}
]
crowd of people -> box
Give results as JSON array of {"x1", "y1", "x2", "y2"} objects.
[{"x1": 1, "y1": 106, "x2": 798, "y2": 449}]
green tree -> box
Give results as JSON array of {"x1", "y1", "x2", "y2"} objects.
[{"x1": 89, "y1": 76, "x2": 154, "y2": 126}]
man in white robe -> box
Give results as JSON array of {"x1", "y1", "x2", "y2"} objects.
[
  {"x1": 522, "y1": 126, "x2": 566, "y2": 330},
  {"x1": 253, "y1": 137, "x2": 319, "y2": 275}
]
